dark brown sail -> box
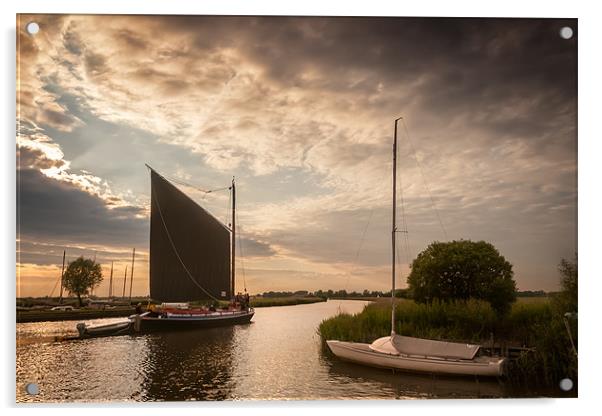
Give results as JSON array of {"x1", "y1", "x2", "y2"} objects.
[{"x1": 150, "y1": 169, "x2": 231, "y2": 302}]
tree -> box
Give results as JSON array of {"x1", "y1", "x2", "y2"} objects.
[
  {"x1": 63, "y1": 256, "x2": 103, "y2": 306},
  {"x1": 407, "y1": 240, "x2": 516, "y2": 315},
  {"x1": 555, "y1": 254, "x2": 577, "y2": 313}
]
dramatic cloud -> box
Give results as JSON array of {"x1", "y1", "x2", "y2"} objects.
[
  {"x1": 17, "y1": 169, "x2": 148, "y2": 247},
  {"x1": 16, "y1": 15, "x2": 577, "y2": 296}
]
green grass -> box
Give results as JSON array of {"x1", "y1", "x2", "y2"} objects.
[
  {"x1": 516, "y1": 296, "x2": 551, "y2": 304},
  {"x1": 319, "y1": 298, "x2": 577, "y2": 387}
]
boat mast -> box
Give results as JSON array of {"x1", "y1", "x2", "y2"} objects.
[
  {"x1": 129, "y1": 248, "x2": 135, "y2": 302},
  {"x1": 109, "y1": 261, "x2": 114, "y2": 298},
  {"x1": 58, "y1": 249, "x2": 66, "y2": 304},
  {"x1": 122, "y1": 265, "x2": 128, "y2": 298},
  {"x1": 231, "y1": 177, "x2": 236, "y2": 298},
  {"x1": 392, "y1": 117, "x2": 402, "y2": 336}
]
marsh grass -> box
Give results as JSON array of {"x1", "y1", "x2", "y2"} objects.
[{"x1": 319, "y1": 297, "x2": 577, "y2": 387}]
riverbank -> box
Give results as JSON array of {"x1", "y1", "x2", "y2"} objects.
[
  {"x1": 318, "y1": 298, "x2": 577, "y2": 389},
  {"x1": 16, "y1": 296, "x2": 326, "y2": 323}
]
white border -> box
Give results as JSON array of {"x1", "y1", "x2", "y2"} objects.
[{"x1": 3, "y1": 0, "x2": 601, "y2": 414}]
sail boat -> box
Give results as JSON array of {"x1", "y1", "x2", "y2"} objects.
[
  {"x1": 137, "y1": 166, "x2": 255, "y2": 331},
  {"x1": 326, "y1": 118, "x2": 506, "y2": 377},
  {"x1": 75, "y1": 166, "x2": 254, "y2": 338}
]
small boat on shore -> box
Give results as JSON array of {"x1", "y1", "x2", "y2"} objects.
[
  {"x1": 326, "y1": 118, "x2": 506, "y2": 377},
  {"x1": 75, "y1": 313, "x2": 147, "y2": 338}
]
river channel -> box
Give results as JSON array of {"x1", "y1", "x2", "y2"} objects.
[{"x1": 17, "y1": 299, "x2": 542, "y2": 402}]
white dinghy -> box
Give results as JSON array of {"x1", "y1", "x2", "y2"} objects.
[
  {"x1": 327, "y1": 336, "x2": 505, "y2": 377},
  {"x1": 326, "y1": 118, "x2": 506, "y2": 377}
]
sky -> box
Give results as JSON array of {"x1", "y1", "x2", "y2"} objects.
[{"x1": 16, "y1": 15, "x2": 577, "y2": 297}]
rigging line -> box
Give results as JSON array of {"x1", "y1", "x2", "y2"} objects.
[
  {"x1": 166, "y1": 175, "x2": 230, "y2": 195},
  {"x1": 353, "y1": 209, "x2": 375, "y2": 264},
  {"x1": 401, "y1": 118, "x2": 449, "y2": 241},
  {"x1": 399, "y1": 207, "x2": 413, "y2": 264},
  {"x1": 49, "y1": 272, "x2": 62, "y2": 298},
  {"x1": 226, "y1": 188, "x2": 232, "y2": 229},
  {"x1": 396, "y1": 127, "x2": 413, "y2": 281},
  {"x1": 397, "y1": 149, "x2": 413, "y2": 263},
  {"x1": 341, "y1": 209, "x2": 375, "y2": 296},
  {"x1": 235, "y1": 209, "x2": 248, "y2": 292},
  {"x1": 396, "y1": 235, "x2": 402, "y2": 294},
  {"x1": 151, "y1": 188, "x2": 220, "y2": 302},
  {"x1": 395, "y1": 233, "x2": 409, "y2": 298}
]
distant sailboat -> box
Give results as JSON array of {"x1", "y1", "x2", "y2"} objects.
[{"x1": 326, "y1": 118, "x2": 506, "y2": 377}]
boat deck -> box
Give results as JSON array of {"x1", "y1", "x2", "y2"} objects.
[{"x1": 346, "y1": 341, "x2": 499, "y2": 363}]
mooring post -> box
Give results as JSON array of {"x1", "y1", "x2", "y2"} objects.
[{"x1": 133, "y1": 314, "x2": 141, "y2": 333}]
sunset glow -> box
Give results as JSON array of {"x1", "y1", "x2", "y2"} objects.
[{"x1": 17, "y1": 15, "x2": 577, "y2": 297}]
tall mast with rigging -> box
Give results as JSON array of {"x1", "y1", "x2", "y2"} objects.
[
  {"x1": 231, "y1": 177, "x2": 236, "y2": 298},
  {"x1": 391, "y1": 117, "x2": 402, "y2": 336}
]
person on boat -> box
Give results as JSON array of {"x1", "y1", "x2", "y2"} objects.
[
  {"x1": 234, "y1": 292, "x2": 242, "y2": 310},
  {"x1": 135, "y1": 303, "x2": 143, "y2": 314}
]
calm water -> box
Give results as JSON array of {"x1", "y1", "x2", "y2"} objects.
[{"x1": 17, "y1": 300, "x2": 524, "y2": 402}]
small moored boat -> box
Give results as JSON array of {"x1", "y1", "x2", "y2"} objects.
[
  {"x1": 75, "y1": 313, "x2": 149, "y2": 338},
  {"x1": 327, "y1": 336, "x2": 505, "y2": 377},
  {"x1": 326, "y1": 118, "x2": 506, "y2": 377}
]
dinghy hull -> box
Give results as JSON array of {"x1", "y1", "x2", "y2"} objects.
[
  {"x1": 326, "y1": 340, "x2": 505, "y2": 377},
  {"x1": 76, "y1": 320, "x2": 134, "y2": 339}
]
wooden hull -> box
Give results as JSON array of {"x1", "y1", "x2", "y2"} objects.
[
  {"x1": 326, "y1": 340, "x2": 505, "y2": 377},
  {"x1": 139, "y1": 309, "x2": 254, "y2": 332}
]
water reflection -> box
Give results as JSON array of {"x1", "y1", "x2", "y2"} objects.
[
  {"x1": 17, "y1": 332, "x2": 148, "y2": 402},
  {"x1": 325, "y1": 358, "x2": 505, "y2": 399},
  {"x1": 139, "y1": 327, "x2": 237, "y2": 401},
  {"x1": 228, "y1": 300, "x2": 370, "y2": 400}
]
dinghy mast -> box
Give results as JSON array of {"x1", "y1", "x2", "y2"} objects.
[
  {"x1": 391, "y1": 117, "x2": 402, "y2": 336},
  {"x1": 231, "y1": 177, "x2": 236, "y2": 298}
]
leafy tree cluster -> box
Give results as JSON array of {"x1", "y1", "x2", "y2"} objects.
[
  {"x1": 312, "y1": 289, "x2": 406, "y2": 299},
  {"x1": 260, "y1": 291, "x2": 298, "y2": 298},
  {"x1": 63, "y1": 256, "x2": 103, "y2": 306},
  {"x1": 554, "y1": 254, "x2": 577, "y2": 313},
  {"x1": 258, "y1": 289, "x2": 404, "y2": 299},
  {"x1": 516, "y1": 290, "x2": 547, "y2": 297},
  {"x1": 407, "y1": 240, "x2": 517, "y2": 315}
]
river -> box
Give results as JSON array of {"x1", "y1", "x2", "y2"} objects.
[{"x1": 17, "y1": 299, "x2": 529, "y2": 402}]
